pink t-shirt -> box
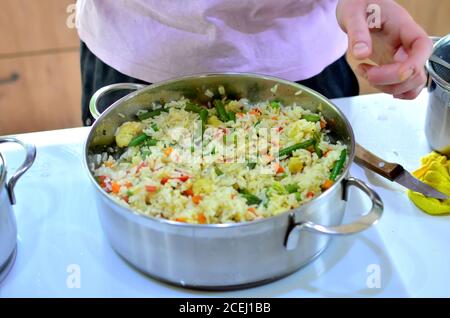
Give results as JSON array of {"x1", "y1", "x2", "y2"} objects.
[{"x1": 76, "y1": 0, "x2": 348, "y2": 83}]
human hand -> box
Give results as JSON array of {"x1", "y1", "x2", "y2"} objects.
[{"x1": 337, "y1": 0, "x2": 433, "y2": 99}]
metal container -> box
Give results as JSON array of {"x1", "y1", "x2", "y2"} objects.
[
  {"x1": 85, "y1": 73, "x2": 383, "y2": 290},
  {"x1": 425, "y1": 35, "x2": 450, "y2": 155},
  {"x1": 0, "y1": 138, "x2": 36, "y2": 283}
]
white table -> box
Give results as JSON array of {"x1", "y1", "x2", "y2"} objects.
[{"x1": 1, "y1": 91, "x2": 449, "y2": 297}]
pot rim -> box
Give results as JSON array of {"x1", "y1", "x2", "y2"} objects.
[
  {"x1": 83, "y1": 72, "x2": 356, "y2": 229},
  {"x1": 426, "y1": 35, "x2": 450, "y2": 91},
  {"x1": 0, "y1": 151, "x2": 6, "y2": 190}
]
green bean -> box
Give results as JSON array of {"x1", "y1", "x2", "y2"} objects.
[
  {"x1": 128, "y1": 133, "x2": 150, "y2": 147},
  {"x1": 278, "y1": 139, "x2": 315, "y2": 158},
  {"x1": 143, "y1": 138, "x2": 158, "y2": 147},
  {"x1": 239, "y1": 189, "x2": 262, "y2": 206},
  {"x1": 214, "y1": 166, "x2": 224, "y2": 176},
  {"x1": 330, "y1": 149, "x2": 347, "y2": 181},
  {"x1": 285, "y1": 184, "x2": 298, "y2": 194},
  {"x1": 185, "y1": 102, "x2": 204, "y2": 114},
  {"x1": 214, "y1": 100, "x2": 230, "y2": 122},
  {"x1": 314, "y1": 132, "x2": 323, "y2": 158},
  {"x1": 270, "y1": 101, "x2": 280, "y2": 109},
  {"x1": 241, "y1": 194, "x2": 262, "y2": 206},
  {"x1": 137, "y1": 108, "x2": 167, "y2": 121},
  {"x1": 295, "y1": 192, "x2": 302, "y2": 201},
  {"x1": 247, "y1": 162, "x2": 257, "y2": 170},
  {"x1": 200, "y1": 109, "x2": 208, "y2": 135},
  {"x1": 228, "y1": 111, "x2": 236, "y2": 122},
  {"x1": 303, "y1": 114, "x2": 321, "y2": 122}
]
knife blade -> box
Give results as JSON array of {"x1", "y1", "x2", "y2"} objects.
[
  {"x1": 394, "y1": 170, "x2": 449, "y2": 200},
  {"x1": 354, "y1": 144, "x2": 449, "y2": 200}
]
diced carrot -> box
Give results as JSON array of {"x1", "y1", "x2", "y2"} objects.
[
  {"x1": 320, "y1": 119, "x2": 327, "y2": 129},
  {"x1": 125, "y1": 182, "x2": 133, "y2": 189},
  {"x1": 97, "y1": 176, "x2": 107, "y2": 188},
  {"x1": 164, "y1": 147, "x2": 173, "y2": 157},
  {"x1": 249, "y1": 108, "x2": 261, "y2": 116},
  {"x1": 271, "y1": 116, "x2": 278, "y2": 120},
  {"x1": 145, "y1": 185, "x2": 158, "y2": 192},
  {"x1": 192, "y1": 195, "x2": 202, "y2": 205},
  {"x1": 323, "y1": 150, "x2": 330, "y2": 157},
  {"x1": 123, "y1": 196, "x2": 129, "y2": 203},
  {"x1": 321, "y1": 180, "x2": 334, "y2": 190},
  {"x1": 177, "y1": 175, "x2": 189, "y2": 182},
  {"x1": 111, "y1": 181, "x2": 121, "y2": 194},
  {"x1": 306, "y1": 191, "x2": 315, "y2": 199},
  {"x1": 236, "y1": 112, "x2": 244, "y2": 118},
  {"x1": 175, "y1": 217, "x2": 187, "y2": 223},
  {"x1": 277, "y1": 127, "x2": 284, "y2": 132},
  {"x1": 161, "y1": 177, "x2": 170, "y2": 185},
  {"x1": 105, "y1": 162, "x2": 114, "y2": 168},
  {"x1": 247, "y1": 207, "x2": 257, "y2": 215},
  {"x1": 183, "y1": 188, "x2": 194, "y2": 197},
  {"x1": 197, "y1": 213, "x2": 207, "y2": 224},
  {"x1": 231, "y1": 194, "x2": 236, "y2": 199},
  {"x1": 275, "y1": 163, "x2": 285, "y2": 174}
]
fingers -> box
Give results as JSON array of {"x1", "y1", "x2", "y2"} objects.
[
  {"x1": 397, "y1": 31, "x2": 433, "y2": 80},
  {"x1": 395, "y1": 85, "x2": 425, "y2": 100},
  {"x1": 357, "y1": 18, "x2": 432, "y2": 86},
  {"x1": 337, "y1": 0, "x2": 372, "y2": 60},
  {"x1": 359, "y1": 62, "x2": 411, "y2": 85},
  {"x1": 371, "y1": 71, "x2": 427, "y2": 96}
]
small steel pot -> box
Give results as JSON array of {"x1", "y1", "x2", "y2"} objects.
[
  {"x1": 85, "y1": 73, "x2": 383, "y2": 290},
  {"x1": 425, "y1": 35, "x2": 450, "y2": 155},
  {"x1": 0, "y1": 138, "x2": 36, "y2": 283}
]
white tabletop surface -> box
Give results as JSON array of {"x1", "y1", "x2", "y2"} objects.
[{"x1": 1, "y1": 90, "x2": 449, "y2": 298}]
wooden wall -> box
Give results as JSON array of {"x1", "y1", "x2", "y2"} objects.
[
  {"x1": 0, "y1": 0, "x2": 81, "y2": 135},
  {"x1": 0, "y1": 0, "x2": 449, "y2": 135}
]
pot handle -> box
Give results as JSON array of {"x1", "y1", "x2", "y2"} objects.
[
  {"x1": 0, "y1": 138, "x2": 36, "y2": 205},
  {"x1": 89, "y1": 83, "x2": 147, "y2": 120},
  {"x1": 285, "y1": 177, "x2": 383, "y2": 250}
]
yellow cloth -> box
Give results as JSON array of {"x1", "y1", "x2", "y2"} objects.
[{"x1": 408, "y1": 152, "x2": 450, "y2": 215}]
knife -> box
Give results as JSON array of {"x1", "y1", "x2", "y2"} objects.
[{"x1": 354, "y1": 143, "x2": 449, "y2": 200}]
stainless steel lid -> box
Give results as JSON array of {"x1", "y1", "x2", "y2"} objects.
[{"x1": 427, "y1": 35, "x2": 450, "y2": 91}]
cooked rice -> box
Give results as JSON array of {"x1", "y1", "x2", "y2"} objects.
[{"x1": 92, "y1": 96, "x2": 347, "y2": 224}]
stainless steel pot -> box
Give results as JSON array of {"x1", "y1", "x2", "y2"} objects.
[
  {"x1": 0, "y1": 138, "x2": 36, "y2": 283},
  {"x1": 425, "y1": 35, "x2": 450, "y2": 155},
  {"x1": 85, "y1": 73, "x2": 383, "y2": 290}
]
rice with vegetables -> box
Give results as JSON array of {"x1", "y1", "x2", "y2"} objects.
[{"x1": 91, "y1": 93, "x2": 347, "y2": 224}]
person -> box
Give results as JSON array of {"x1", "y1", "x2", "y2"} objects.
[{"x1": 76, "y1": 0, "x2": 432, "y2": 126}]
